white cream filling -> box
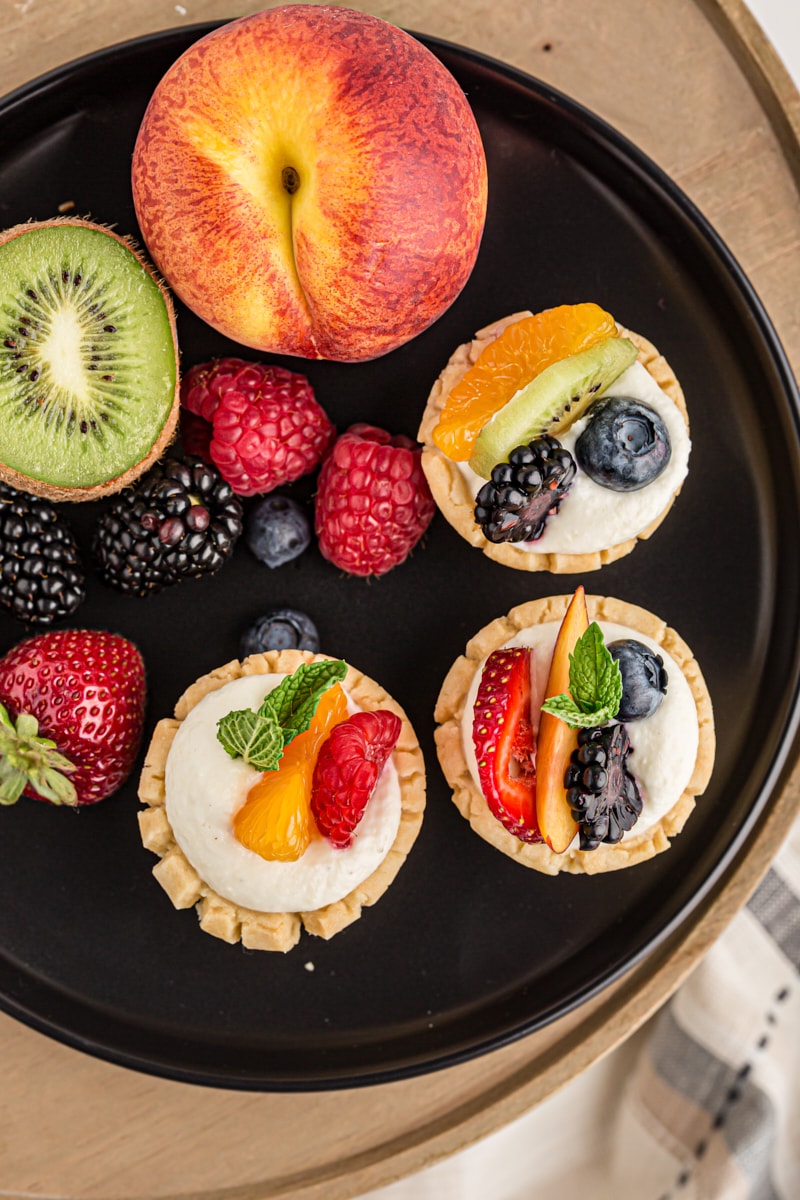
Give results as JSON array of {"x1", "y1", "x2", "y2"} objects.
[
  {"x1": 460, "y1": 620, "x2": 699, "y2": 843},
  {"x1": 456, "y1": 360, "x2": 691, "y2": 553},
  {"x1": 165, "y1": 674, "x2": 402, "y2": 913}
]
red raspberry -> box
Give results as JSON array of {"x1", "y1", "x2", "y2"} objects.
[
  {"x1": 311, "y1": 710, "x2": 402, "y2": 848},
  {"x1": 181, "y1": 357, "x2": 269, "y2": 422},
  {"x1": 179, "y1": 409, "x2": 213, "y2": 461},
  {"x1": 314, "y1": 423, "x2": 435, "y2": 577},
  {"x1": 208, "y1": 367, "x2": 335, "y2": 497}
]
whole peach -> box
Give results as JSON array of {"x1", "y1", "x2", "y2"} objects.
[{"x1": 131, "y1": 5, "x2": 488, "y2": 362}]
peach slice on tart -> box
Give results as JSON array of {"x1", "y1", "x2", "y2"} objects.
[{"x1": 535, "y1": 585, "x2": 589, "y2": 853}]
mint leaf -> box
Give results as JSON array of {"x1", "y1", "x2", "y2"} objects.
[
  {"x1": 540, "y1": 693, "x2": 620, "y2": 729},
  {"x1": 569, "y1": 623, "x2": 622, "y2": 716},
  {"x1": 260, "y1": 659, "x2": 347, "y2": 745},
  {"x1": 540, "y1": 623, "x2": 622, "y2": 729},
  {"x1": 216, "y1": 708, "x2": 284, "y2": 771}
]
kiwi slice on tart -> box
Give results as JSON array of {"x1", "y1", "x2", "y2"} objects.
[
  {"x1": 0, "y1": 219, "x2": 180, "y2": 501},
  {"x1": 468, "y1": 336, "x2": 639, "y2": 479}
]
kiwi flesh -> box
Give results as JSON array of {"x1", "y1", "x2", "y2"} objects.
[
  {"x1": 0, "y1": 218, "x2": 180, "y2": 501},
  {"x1": 468, "y1": 336, "x2": 639, "y2": 479}
]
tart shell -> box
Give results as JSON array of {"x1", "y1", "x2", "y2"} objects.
[
  {"x1": 434, "y1": 594, "x2": 715, "y2": 874},
  {"x1": 138, "y1": 649, "x2": 426, "y2": 951},
  {"x1": 417, "y1": 313, "x2": 689, "y2": 572}
]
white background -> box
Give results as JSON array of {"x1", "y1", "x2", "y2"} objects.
[{"x1": 746, "y1": 0, "x2": 800, "y2": 84}]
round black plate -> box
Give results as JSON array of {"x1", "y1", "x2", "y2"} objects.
[{"x1": 1, "y1": 25, "x2": 799, "y2": 1091}]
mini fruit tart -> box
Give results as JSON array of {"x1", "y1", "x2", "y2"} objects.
[
  {"x1": 417, "y1": 305, "x2": 691, "y2": 572},
  {"x1": 434, "y1": 587, "x2": 715, "y2": 873},
  {"x1": 138, "y1": 649, "x2": 425, "y2": 950}
]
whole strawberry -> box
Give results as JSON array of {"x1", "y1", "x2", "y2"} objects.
[
  {"x1": 311, "y1": 709, "x2": 401, "y2": 847},
  {"x1": 182, "y1": 358, "x2": 335, "y2": 497},
  {"x1": 0, "y1": 630, "x2": 146, "y2": 806},
  {"x1": 315, "y1": 424, "x2": 434, "y2": 577}
]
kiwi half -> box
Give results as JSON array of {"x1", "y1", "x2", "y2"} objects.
[
  {"x1": 468, "y1": 336, "x2": 639, "y2": 479},
  {"x1": 0, "y1": 218, "x2": 180, "y2": 501}
]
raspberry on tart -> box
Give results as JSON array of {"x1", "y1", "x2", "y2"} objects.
[{"x1": 311, "y1": 710, "x2": 402, "y2": 848}]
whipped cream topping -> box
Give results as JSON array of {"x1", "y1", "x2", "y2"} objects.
[
  {"x1": 457, "y1": 360, "x2": 691, "y2": 553},
  {"x1": 165, "y1": 674, "x2": 402, "y2": 913},
  {"x1": 460, "y1": 620, "x2": 699, "y2": 842}
]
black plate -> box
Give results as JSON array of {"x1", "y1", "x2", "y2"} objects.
[{"x1": 1, "y1": 24, "x2": 799, "y2": 1091}]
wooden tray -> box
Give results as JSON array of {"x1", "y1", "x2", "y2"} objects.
[{"x1": 2, "y1": 1, "x2": 800, "y2": 1196}]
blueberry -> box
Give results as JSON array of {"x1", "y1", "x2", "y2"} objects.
[
  {"x1": 576, "y1": 397, "x2": 671, "y2": 491},
  {"x1": 245, "y1": 495, "x2": 310, "y2": 568},
  {"x1": 608, "y1": 639, "x2": 668, "y2": 721},
  {"x1": 240, "y1": 609, "x2": 320, "y2": 657}
]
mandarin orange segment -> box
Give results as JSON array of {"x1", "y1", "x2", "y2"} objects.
[
  {"x1": 234, "y1": 764, "x2": 313, "y2": 861},
  {"x1": 432, "y1": 303, "x2": 618, "y2": 460},
  {"x1": 233, "y1": 683, "x2": 349, "y2": 861}
]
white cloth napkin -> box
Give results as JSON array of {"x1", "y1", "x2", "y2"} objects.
[{"x1": 358, "y1": 812, "x2": 800, "y2": 1200}]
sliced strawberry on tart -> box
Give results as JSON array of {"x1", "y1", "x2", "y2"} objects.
[{"x1": 472, "y1": 647, "x2": 539, "y2": 843}]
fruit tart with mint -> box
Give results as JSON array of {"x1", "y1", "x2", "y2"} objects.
[
  {"x1": 138, "y1": 649, "x2": 425, "y2": 950},
  {"x1": 417, "y1": 304, "x2": 691, "y2": 572},
  {"x1": 434, "y1": 586, "x2": 715, "y2": 873}
]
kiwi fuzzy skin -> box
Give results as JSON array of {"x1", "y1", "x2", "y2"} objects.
[{"x1": 0, "y1": 217, "x2": 181, "y2": 503}]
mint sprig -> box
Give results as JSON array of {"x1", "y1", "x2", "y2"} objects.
[
  {"x1": 540, "y1": 623, "x2": 622, "y2": 729},
  {"x1": 216, "y1": 659, "x2": 347, "y2": 770}
]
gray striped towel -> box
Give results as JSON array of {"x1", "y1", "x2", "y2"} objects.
[{"x1": 360, "y1": 815, "x2": 800, "y2": 1200}]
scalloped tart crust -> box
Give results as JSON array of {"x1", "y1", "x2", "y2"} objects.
[
  {"x1": 417, "y1": 315, "x2": 689, "y2": 573},
  {"x1": 138, "y1": 649, "x2": 426, "y2": 951},
  {"x1": 434, "y1": 594, "x2": 715, "y2": 874}
]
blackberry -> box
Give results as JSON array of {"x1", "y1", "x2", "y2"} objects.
[
  {"x1": 474, "y1": 436, "x2": 576, "y2": 543},
  {"x1": 94, "y1": 456, "x2": 243, "y2": 596},
  {"x1": 0, "y1": 481, "x2": 85, "y2": 625},
  {"x1": 564, "y1": 723, "x2": 644, "y2": 851}
]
